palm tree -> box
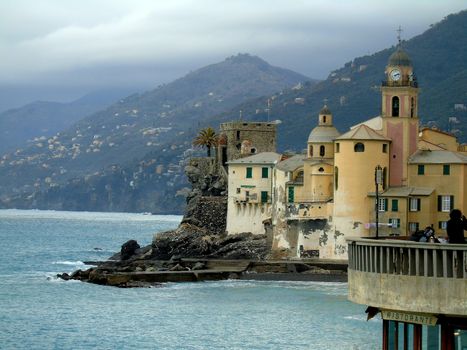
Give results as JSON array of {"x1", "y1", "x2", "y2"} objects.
[{"x1": 193, "y1": 127, "x2": 218, "y2": 157}]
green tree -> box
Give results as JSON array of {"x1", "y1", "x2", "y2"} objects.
[{"x1": 193, "y1": 127, "x2": 218, "y2": 157}]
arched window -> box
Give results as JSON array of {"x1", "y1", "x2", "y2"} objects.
[
  {"x1": 323, "y1": 115, "x2": 327, "y2": 123},
  {"x1": 334, "y1": 167, "x2": 338, "y2": 190},
  {"x1": 309, "y1": 145, "x2": 313, "y2": 157},
  {"x1": 410, "y1": 97, "x2": 415, "y2": 118},
  {"x1": 354, "y1": 142, "x2": 365, "y2": 152},
  {"x1": 392, "y1": 96, "x2": 400, "y2": 117},
  {"x1": 319, "y1": 145, "x2": 325, "y2": 157}
]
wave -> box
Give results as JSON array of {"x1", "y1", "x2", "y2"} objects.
[
  {"x1": 52, "y1": 260, "x2": 86, "y2": 266},
  {"x1": 0, "y1": 209, "x2": 182, "y2": 223}
]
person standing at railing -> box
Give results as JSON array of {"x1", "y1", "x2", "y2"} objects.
[{"x1": 447, "y1": 209, "x2": 467, "y2": 244}]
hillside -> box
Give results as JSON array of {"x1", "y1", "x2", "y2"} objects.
[
  {"x1": 212, "y1": 11, "x2": 467, "y2": 150},
  {"x1": 2, "y1": 10, "x2": 466, "y2": 214},
  {"x1": 0, "y1": 54, "x2": 311, "y2": 213},
  {"x1": 0, "y1": 89, "x2": 135, "y2": 154}
]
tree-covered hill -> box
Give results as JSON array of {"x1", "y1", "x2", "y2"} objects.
[
  {"x1": 0, "y1": 89, "x2": 134, "y2": 154},
  {"x1": 212, "y1": 10, "x2": 467, "y2": 150},
  {"x1": 0, "y1": 54, "x2": 311, "y2": 212}
]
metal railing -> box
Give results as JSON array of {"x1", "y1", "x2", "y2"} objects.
[{"x1": 347, "y1": 238, "x2": 467, "y2": 279}]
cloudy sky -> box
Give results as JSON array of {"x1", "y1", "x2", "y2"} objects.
[{"x1": 0, "y1": 0, "x2": 465, "y2": 111}]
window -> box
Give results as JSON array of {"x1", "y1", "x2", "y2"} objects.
[
  {"x1": 354, "y1": 142, "x2": 365, "y2": 152},
  {"x1": 236, "y1": 130, "x2": 240, "y2": 140},
  {"x1": 392, "y1": 96, "x2": 399, "y2": 117},
  {"x1": 334, "y1": 167, "x2": 338, "y2": 190},
  {"x1": 250, "y1": 148, "x2": 257, "y2": 154},
  {"x1": 409, "y1": 198, "x2": 421, "y2": 212},
  {"x1": 319, "y1": 145, "x2": 325, "y2": 157},
  {"x1": 236, "y1": 188, "x2": 241, "y2": 194},
  {"x1": 246, "y1": 167, "x2": 252, "y2": 178},
  {"x1": 438, "y1": 195, "x2": 453, "y2": 212},
  {"x1": 382, "y1": 167, "x2": 388, "y2": 190},
  {"x1": 418, "y1": 165, "x2": 425, "y2": 175},
  {"x1": 410, "y1": 97, "x2": 415, "y2": 118},
  {"x1": 389, "y1": 218, "x2": 400, "y2": 228},
  {"x1": 438, "y1": 221, "x2": 448, "y2": 230},
  {"x1": 261, "y1": 167, "x2": 268, "y2": 178},
  {"x1": 309, "y1": 145, "x2": 313, "y2": 157},
  {"x1": 335, "y1": 143, "x2": 340, "y2": 153},
  {"x1": 318, "y1": 167, "x2": 324, "y2": 173},
  {"x1": 323, "y1": 115, "x2": 327, "y2": 123},
  {"x1": 382, "y1": 144, "x2": 388, "y2": 153},
  {"x1": 443, "y1": 164, "x2": 450, "y2": 175},
  {"x1": 378, "y1": 198, "x2": 388, "y2": 212},
  {"x1": 261, "y1": 191, "x2": 268, "y2": 203},
  {"x1": 409, "y1": 222, "x2": 419, "y2": 232},
  {"x1": 391, "y1": 199, "x2": 399, "y2": 212},
  {"x1": 288, "y1": 186, "x2": 295, "y2": 203}
]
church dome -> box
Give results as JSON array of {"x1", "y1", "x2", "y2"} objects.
[
  {"x1": 308, "y1": 125, "x2": 340, "y2": 143},
  {"x1": 388, "y1": 48, "x2": 412, "y2": 67}
]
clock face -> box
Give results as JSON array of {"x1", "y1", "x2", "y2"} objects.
[{"x1": 390, "y1": 69, "x2": 401, "y2": 81}]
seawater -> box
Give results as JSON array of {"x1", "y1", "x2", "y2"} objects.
[{"x1": 0, "y1": 209, "x2": 381, "y2": 350}]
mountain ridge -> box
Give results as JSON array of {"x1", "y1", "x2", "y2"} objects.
[{"x1": 0, "y1": 54, "x2": 312, "y2": 212}]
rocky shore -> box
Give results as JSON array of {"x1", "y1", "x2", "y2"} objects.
[
  {"x1": 58, "y1": 223, "x2": 347, "y2": 287},
  {"x1": 59, "y1": 158, "x2": 347, "y2": 287}
]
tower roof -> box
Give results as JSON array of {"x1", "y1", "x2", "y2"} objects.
[
  {"x1": 319, "y1": 105, "x2": 332, "y2": 115},
  {"x1": 388, "y1": 48, "x2": 412, "y2": 67}
]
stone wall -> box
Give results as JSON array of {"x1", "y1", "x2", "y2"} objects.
[
  {"x1": 184, "y1": 196, "x2": 227, "y2": 235},
  {"x1": 219, "y1": 121, "x2": 277, "y2": 163}
]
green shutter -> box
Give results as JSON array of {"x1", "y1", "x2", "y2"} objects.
[
  {"x1": 391, "y1": 199, "x2": 398, "y2": 212},
  {"x1": 246, "y1": 167, "x2": 252, "y2": 178},
  {"x1": 417, "y1": 198, "x2": 421, "y2": 211},
  {"x1": 418, "y1": 165, "x2": 424, "y2": 175},
  {"x1": 288, "y1": 186, "x2": 294, "y2": 203},
  {"x1": 384, "y1": 198, "x2": 388, "y2": 211},
  {"x1": 261, "y1": 191, "x2": 268, "y2": 203},
  {"x1": 443, "y1": 164, "x2": 450, "y2": 175},
  {"x1": 450, "y1": 195, "x2": 454, "y2": 211},
  {"x1": 262, "y1": 167, "x2": 269, "y2": 178},
  {"x1": 438, "y1": 196, "x2": 442, "y2": 212}
]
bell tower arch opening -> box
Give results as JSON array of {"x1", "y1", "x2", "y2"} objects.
[{"x1": 392, "y1": 96, "x2": 400, "y2": 117}]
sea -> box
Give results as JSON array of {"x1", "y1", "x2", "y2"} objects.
[{"x1": 0, "y1": 209, "x2": 381, "y2": 350}]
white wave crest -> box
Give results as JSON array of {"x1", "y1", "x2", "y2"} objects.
[{"x1": 52, "y1": 260, "x2": 85, "y2": 266}]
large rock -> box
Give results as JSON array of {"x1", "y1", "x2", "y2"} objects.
[
  {"x1": 120, "y1": 239, "x2": 140, "y2": 260},
  {"x1": 152, "y1": 224, "x2": 268, "y2": 260}
]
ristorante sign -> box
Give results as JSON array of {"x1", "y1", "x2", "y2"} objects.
[{"x1": 381, "y1": 309, "x2": 438, "y2": 326}]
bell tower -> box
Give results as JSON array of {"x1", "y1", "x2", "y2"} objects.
[{"x1": 381, "y1": 29, "x2": 419, "y2": 187}]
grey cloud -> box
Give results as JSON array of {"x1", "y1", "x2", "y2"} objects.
[{"x1": 0, "y1": 0, "x2": 465, "y2": 109}]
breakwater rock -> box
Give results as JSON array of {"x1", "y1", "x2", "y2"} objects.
[{"x1": 61, "y1": 223, "x2": 270, "y2": 287}]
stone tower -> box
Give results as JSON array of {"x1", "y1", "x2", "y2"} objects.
[{"x1": 217, "y1": 121, "x2": 277, "y2": 167}]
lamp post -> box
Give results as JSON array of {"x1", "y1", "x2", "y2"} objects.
[{"x1": 375, "y1": 165, "x2": 383, "y2": 238}]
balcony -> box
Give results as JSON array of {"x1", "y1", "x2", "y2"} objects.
[{"x1": 347, "y1": 238, "x2": 467, "y2": 317}]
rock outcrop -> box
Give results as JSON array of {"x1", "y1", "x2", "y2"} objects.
[{"x1": 151, "y1": 224, "x2": 268, "y2": 260}]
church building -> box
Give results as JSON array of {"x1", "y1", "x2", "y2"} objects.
[{"x1": 224, "y1": 45, "x2": 466, "y2": 260}]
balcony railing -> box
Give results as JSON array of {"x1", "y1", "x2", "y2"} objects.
[
  {"x1": 347, "y1": 238, "x2": 467, "y2": 316},
  {"x1": 348, "y1": 238, "x2": 466, "y2": 278},
  {"x1": 381, "y1": 80, "x2": 418, "y2": 88}
]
